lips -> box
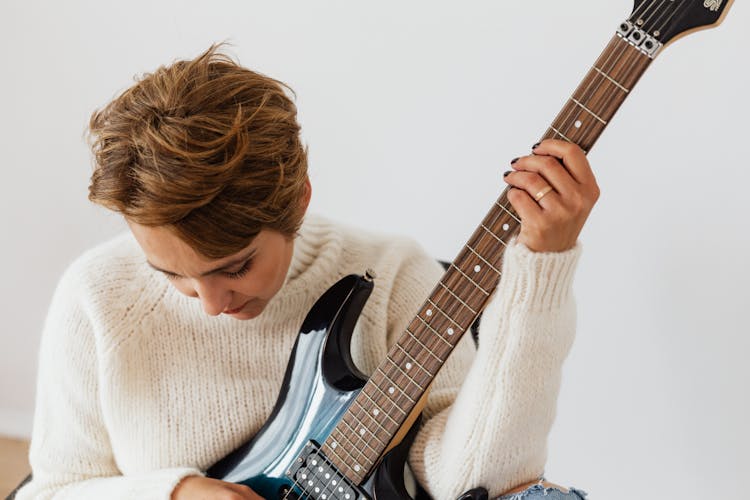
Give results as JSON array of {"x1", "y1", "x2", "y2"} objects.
[{"x1": 224, "y1": 301, "x2": 249, "y2": 314}]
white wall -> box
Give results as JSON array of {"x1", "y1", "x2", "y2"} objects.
[{"x1": 1, "y1": 1, "x2": 748, "y2": 498}]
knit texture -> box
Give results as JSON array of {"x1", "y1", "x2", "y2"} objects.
[{"x1": 18, "y1": 214, "x2": 580, "y2": 500}]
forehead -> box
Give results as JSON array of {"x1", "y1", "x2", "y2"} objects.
[{"x1": 127, "y1": 221, "x2": 256, "y2": 271}]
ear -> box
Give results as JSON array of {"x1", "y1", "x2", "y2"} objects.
[{"x1": 300, "y1": 176, "x2": 312, "y2": 213}]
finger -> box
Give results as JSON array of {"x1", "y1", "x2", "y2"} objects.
[
  {"x1": 504, "y1": 170, "x2": 563, "y2": 210},
  {"x1": 512, "y1": 154, "x2": 579, "y2": 197},
  {"x1": 224, "y1": 482, "x2": 262, "y2": 499},
  {"x1": 506, "y1": 186, "x2": 543, "y2": 223},
  {"x1": 532, "y1": 139, "x2": 596, "y2": 186}
]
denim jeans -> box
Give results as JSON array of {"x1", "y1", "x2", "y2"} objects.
[{"x1": 495, "y1": 478, "x2": 587, "y2": 499}]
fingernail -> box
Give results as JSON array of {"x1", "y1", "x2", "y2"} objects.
[
  {"x1": 511, "y1": 157, "x2": 520, "y2": 165},
  {"x1": 532, "y1": 142, "x2": 540, "y2": 150},
  {"x1": 503, "y1": 170, "x2": 512, "y2": 177}
]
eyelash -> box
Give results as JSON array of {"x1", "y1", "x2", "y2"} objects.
[{"x1": 164, "y1": 260, "x2": 252, "y2": 281}]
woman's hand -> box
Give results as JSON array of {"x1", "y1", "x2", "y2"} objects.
[
  {"x1": 171, "y1": 476, "x2": 264, "y2": 500},
  {"x1": 504, "y1": 139, "x2": 600, "y2": 253}
]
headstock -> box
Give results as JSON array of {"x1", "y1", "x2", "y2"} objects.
[{"x1": 628, "y1": 0, "x2": 734, "y2": 50}]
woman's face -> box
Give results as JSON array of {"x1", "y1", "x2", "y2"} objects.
[{"x1": 128, "y1": 221, "x2": 295, "y2": 320}]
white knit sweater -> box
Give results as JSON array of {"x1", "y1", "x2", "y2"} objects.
[{"x1": 18, "y1": 214, "x2": 580, "y2": 500}]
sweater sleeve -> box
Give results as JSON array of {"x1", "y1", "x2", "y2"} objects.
[
  {"x1": 392, "y1": 240, "x2": 581, "y2": 500},
  {"x1": 16, "y1": 263, "x2": 202, "y2": 500}
]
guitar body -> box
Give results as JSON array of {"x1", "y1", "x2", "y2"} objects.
[{"x1": 207, "y1": 274, "x2": 432, "y2": 500}]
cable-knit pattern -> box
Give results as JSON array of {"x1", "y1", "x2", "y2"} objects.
[{"x1": 18, "y1": 216, "x2": 581, "y2": 500}]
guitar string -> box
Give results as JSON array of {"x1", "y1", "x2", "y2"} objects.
[
  {"x1": 655, "y1": 0, "x2": 690, "y2": 35},
  {"x1": 646, "y1": 0, "x2": 677, "y2": 31},
  {"x1": 546, "y1": 24, "x2": 630, "y2": 155},
  {"x1": 642, "y1": 0, "x2": 672, "y2": 28},
  {"x1": 281, "y1": 6, "x2": 672, "y2": 498},
  {"x1": 282, "y1": 422, "x2": 368, "y2": 500}
]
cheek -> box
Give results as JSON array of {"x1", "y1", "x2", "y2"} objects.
[{"x1": 171, "y1": 280, "x2": 198, "y2": 298}]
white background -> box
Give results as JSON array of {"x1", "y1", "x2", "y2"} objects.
[{"x1": 1, "y1": 1, "x2": 748, "y2": 498}]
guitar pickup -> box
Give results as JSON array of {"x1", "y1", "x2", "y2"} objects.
[{"x1": 286, "y1": 442, "x2": 369, "y2": 500}]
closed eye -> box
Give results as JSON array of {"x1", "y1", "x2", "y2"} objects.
[
  {"x1": 162, "y1": 259, "x2": 253, "y2": 280},
  {"x1": 224, "y1": 259, "x2": 252, "y2": 279}
]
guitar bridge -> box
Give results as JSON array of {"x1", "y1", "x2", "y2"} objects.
[{"x1": 286, "y1": 442, "x2": 370, "y2": 500}]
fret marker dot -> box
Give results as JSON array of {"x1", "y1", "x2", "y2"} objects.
[
  {"x1": 575, "y1": 120, "x2": 582, "y2": 128},
  {"x1": 474, "y1": 265, "x2": 481, "y2": 273},
  {"x1": 308, "y1": 481, "x2": 314, "y2": 486},
  {"x1": 333, "y1": 480, "x2": 337, "y2": 485},
  {"x1": 331, "y1": 441, "x2": 337, "y2": 448},
  {"x1": 354, "y1": 465, "x2": 361, "y2": 472},
  {"x1": 447, "y1": 328, "x2": 454, "y2": 336},
  {"x1": 311, "y1": 459, "x2": 317, "y2": 466},
  {"x1": 345, "y1": 495, "x2": 351, "y2": 500},
  {"x1": 388, "y1": 386, "x2": 395, "y2": 394},
  {"x1": 405, "y1": 362, "x2": 412, "y2": 370},
  {"x1": 502, "y1": 223, "x2": 509, "y2": 231},
  {"x1": 325, "y1": 473, "x2": 330, "y2": 479},
  {"x1": 301, "y1": 473, "x2": 307, "y2": 479},
  {"x1": 359, "y1": 428, "x2": 366, "y2": 435},
  {"x1": 426, "y1": 309, "x2": 433, "y2": 316},
  {"x1": 322, "y1": 496, "x2": 327, "y2": 500},
  {"x1": 315, "y1": 487, "x2": 320, "y2": 493},
  {"x1": 373, "y1": 408, "x2": 380, "y2": 416},
  {"x1": 319, "y1": 466, "x2": 324, "y2": 472}
]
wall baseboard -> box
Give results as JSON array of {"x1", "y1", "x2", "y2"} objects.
[{"x1": 0, "y1": 408, "x2": 33, "y2": 440}]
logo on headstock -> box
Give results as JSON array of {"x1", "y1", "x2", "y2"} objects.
[{"x1": 704, "y1": 0, "x2": 722, "y2": 12}]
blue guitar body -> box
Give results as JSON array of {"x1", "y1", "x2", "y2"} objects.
[{"x1": 207, "y1": 273, "x2": 476, "y2": 499}]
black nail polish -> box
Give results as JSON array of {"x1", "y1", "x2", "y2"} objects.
[
  {"x1": 503, "y1": 170, "x2": 512, "y2": 177},
  {"x1": 532, "y1": 142, "x2": 541, "y2": 150},
  {"x1": 511, "y1": 157, "x2": 520, "y2": 165}
]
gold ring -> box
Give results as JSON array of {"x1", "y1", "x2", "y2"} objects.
[{"x1": 534, "y1": 185, "x2": 554, "y2": 202}]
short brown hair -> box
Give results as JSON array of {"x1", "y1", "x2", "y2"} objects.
[{"x1": 87, "y1": 44, "x2": 308, "y2": 259}]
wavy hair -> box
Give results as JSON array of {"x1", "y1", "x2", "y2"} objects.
[{"x1": 87, "y1": 44, "x2": 308, "y2": 259}]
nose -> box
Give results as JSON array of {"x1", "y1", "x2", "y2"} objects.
[{"x1": 192, "y1": 279, "x2": 232, "y2": 316}]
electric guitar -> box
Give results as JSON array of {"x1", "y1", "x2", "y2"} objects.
[{"x1": 207, "y1": 2, "x2": 735, "y2": 499}]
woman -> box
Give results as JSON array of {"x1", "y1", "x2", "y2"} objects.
[{"x1": 17, "y1": 45, "x2": 598, "y2": 500}]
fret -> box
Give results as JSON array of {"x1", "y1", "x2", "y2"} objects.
[
  {"x1": 450, "y1": 263, "x2": 491, "y2": 296},
  {"x1": 426, "y1": 298, "x2": 464, "y2": 330},
  {"x1": 374, "y1": 366, "x2": 417, "y2": 404},
  {"x1": 571, "y1": 97, "x2": 608, "y2": 125},
  {"x1": 317, "y1": 443, "x2": 359, "y2": 491},
  {"x1": 339, "y1": 412, "x2": 388, "y2": 449},
  {"x1": 465, "y1": 245, "x2": 501, "y2": 275},
  {"x1": 364, "y1": 382, "x2": 407, "y2": 418},
  {"x1": 358, "y1": 388, "x2": 400, "y2": 426},
  {"x1": 454, "y1": 247, "x2": 501, "y2": 290},
  {"x1": 334, "y1": 422, "x2": 382, "y2": 474},
  {"x1": 369, "y1": 370, "x2": 416, "y2": 418},
  {"x1": 351, "y1": 398, "x2": 397, "y2": 436},
  {"x1": 392, "y1": 342, "x2": 434, "y2": 380},
  {"x1": 480, "y1": 224, "x2": 508, "y2": 248},
  {"x1": 549, "y1": 125, "x2": 574, "y2": 143},
  {"x1": 385, "y1": 357, "x2": 425, "y2": 395},
  {"x1": 440, "y1": 266, "x2": 492, "y2": 315},
  {"x1": 593, "y1": 66, "x2": 630, "y2": 93},
  {"x1": 413, "y1": 317, "x2": 454, "y2": 349},
  {"x1": 326, "y1": 428, "x2": 374, "y2": 477},
  {"x1": 494, "y1": 201, "x2": 521, "y2": 223},
  {"x1": 438, "y1": 282, "x2": 478, "y2": 315},
  {"x1": 403, "y1": 329, "x2": 444, "y2": 364}
]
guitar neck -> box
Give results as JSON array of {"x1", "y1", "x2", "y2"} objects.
[{"x1": 323, "y1": 26, "x2": 655, "y2": 485}]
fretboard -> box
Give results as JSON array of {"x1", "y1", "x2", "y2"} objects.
[{"x1": 323, "y1": 30, "x2": 653, "y2": 485}]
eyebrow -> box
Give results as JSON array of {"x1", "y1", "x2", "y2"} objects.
[{"x1": 147, "y1": 249, "x2": 256, "y2": 278}]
